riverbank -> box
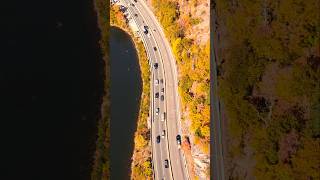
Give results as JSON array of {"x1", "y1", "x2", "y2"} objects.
[
  {"x1": 111, "y1": 4, "x2": 152, "y2": 179},
  {"x1": 91, "y1": 0, "x2": 110, "y2": 179}
]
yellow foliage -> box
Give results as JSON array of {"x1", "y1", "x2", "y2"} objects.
[
  {"x1": 200, "y1": 125, "x2": 210, "y2": 137},
  {"x1": 135, "y1": 134, "x2": 147, "y2": 149}
]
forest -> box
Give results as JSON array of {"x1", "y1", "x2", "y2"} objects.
[{"x1": 214, "y1": 0, "x2": 320, "y2": 179}]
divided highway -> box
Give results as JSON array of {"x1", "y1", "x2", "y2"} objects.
[{"x1": 116, "y1": 0, "x2": 189, "y2": 179}]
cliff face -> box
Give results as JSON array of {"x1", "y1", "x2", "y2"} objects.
[{"x1": 148, "y1": 0, "x2": 210, "y2": 179}]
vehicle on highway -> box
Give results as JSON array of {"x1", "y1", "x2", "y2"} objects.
[
  {"x1": 161, "y1": 87, "x2": 164, "y2": 93},
  {"x1": 155, "y1": 79, "x2": 159, "y2": 85},
  {"x1": 161, "y1": 112, "x2": 166, "y2": 121},
  {"x1": 154, "y1": 63, "x2": 158, "y2": 69},
  {"x1": 155, "y1": 108, "x2": 159, "y2": 115},
  {"x1": 160, "y1": 95, "x2": 164, "y2": 101},
  {"x1": 164, "y1": 159, "x2": 169, "y2": 168},
  {"x1": 176, "y1": 135, "x2": 182, "y2": 147},
  {"x1": 141, "y1": 25, "x2": 148, "y2": 34},
  {"x1": 153, "y1": 47, "x2": 157, "y2": 51},
  {"x1": 161, "y1": 130, "x2": 165, "y2": 138},
  {"x1": 157, "y1": 135, "x2": 160, "y2": 143},
  {"x1": 160, "y1": 79, "x2": 164, "y2": 84},
  {"x1": 119, "y1": 5, "x2": 127, "y2": 12},
  {"x1": 155, "y1": 92, "x2": 159, "y2": 98}
]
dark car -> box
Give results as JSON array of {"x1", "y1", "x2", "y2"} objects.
[
  {"x1": 157, "y1": 135, "x2": 160, "y2": 143},
  {"x1": 131, "y1": 3, "x2": 135, "y2": 6},
  {"x1": 154, "y1": 63, "x2": 158, "y2": 69},
  {"x1": 176, "y1": 135, "x2": 181, "y2": 146},
  {"x1": 134, "y1": 13, "x2": 138, "y2": 17},
  {"x1": 119, "y1": 5, "x2": 126, "y2": 12},
  {"x1": 160, "y1": 79, "x2": 164, "y2": 83},
  {"x1": 155, "y1": 92, "x2": 159, "y2": 98},
  {"x1": 161, "y1": 95, "x2": 164, "y2": 101},
  {"x1": 134, "y1": 0, "x2": 137, "y2": 2},
  {"x1": 153, "y1": 47, "x2": 157, "y2": 51},
  {"x1": 164, "y1": 159, "x2": 169, "y2": 168}
]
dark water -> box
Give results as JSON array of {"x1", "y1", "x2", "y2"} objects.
[
  {"x1": 110, "y1": 27, "x2": 142, "y2": 180},
  {"x1": 1, "y1": 0, "x2": 103, "y2": 179}
]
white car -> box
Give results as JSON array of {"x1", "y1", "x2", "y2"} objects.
[
  {"x1": 161, "y1": 112, "x2": 166, "y2": 121},
  {"x1": 155, "y1": 79, "x2": 159, "y2": 86},
  {"x1": 155, "y1": 108, "x2": 159, "y2": 115},
  {"x1": 161, "y1": 130, "x2": 165, "y2": 138}
]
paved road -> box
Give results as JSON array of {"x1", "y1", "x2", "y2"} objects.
[
  {"x1": 211, "y1": 4, "x2": 225, "y2": 180},
  {"x1": 116, "y1": 0, "x2": 189, "y2": 179}
]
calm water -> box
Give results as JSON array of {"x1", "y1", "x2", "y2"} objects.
[
  {"x1": 1, "y1": 0, "x2": 103, "y2": 179},
  {"x1": 110, "y1": 27, "x2": 142, "y2": 180}
]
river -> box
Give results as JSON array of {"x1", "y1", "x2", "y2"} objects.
[{"x1": 110, "y1": 26, "x2": 142, "y2": 180}]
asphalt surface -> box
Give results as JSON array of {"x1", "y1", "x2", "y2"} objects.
[
  {"x1": 211, "y1": 4, "x2": 225, "y2": 180},
  {"x1": 116, "y1": 0, "x2": 189, "y2": 179}
]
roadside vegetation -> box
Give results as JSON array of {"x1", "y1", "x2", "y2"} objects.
[
  {"x1": 111, "y1": 5, "x2": 152, "y2": 179},
  {"x1": 91, "y1": 0, "x2": 110, "y2": 179},
  {"x1": 151, "y1": 0, "x2": 210, "y2": 178},
  {"x1": 214, "y1": 0, "x2": 320, "y2": 178}
]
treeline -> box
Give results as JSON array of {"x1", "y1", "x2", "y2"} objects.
[
  {"x1": 215, "y1": 0, "x2": 320, "y2": 179},
  {"x1": 90, "y1": 0, "x2": 110, "y2": 179},
  {"x1": 152, "y1": 0, "x2": 210, "y2": 152},
  {"x1": 111, "y1": 5, "x2": 153, "y2": 179}
]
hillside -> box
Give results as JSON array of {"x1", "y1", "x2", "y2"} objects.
[{"x1": 214, "y1": 0, "x2": 320, "y2": 179}]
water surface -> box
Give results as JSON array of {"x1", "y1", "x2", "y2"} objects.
[{"x1": 110, "y1": 26, "x2": 142, "y2": 180}]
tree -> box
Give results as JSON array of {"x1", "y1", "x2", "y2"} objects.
[{"x1": 135, "y1": 134, "x2": 147, "y2": 148}]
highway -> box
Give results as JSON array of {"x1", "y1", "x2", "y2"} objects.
[
  {"x1": 116, "y1": 0, "x2": 189, "y2": 179},
  {"x1": 211, "y1": 3, "x2": 225, "y2": 180}
]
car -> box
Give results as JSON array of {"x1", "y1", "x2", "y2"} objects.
[
  {"x1": 141, "y1": 25, "x2": 148, "y2": 34},
  {"x1": 156, "y1": 135, "x2": 160, "y2": 143},
  {"x1": 119, "y1": 5, "x2": 126, "y2": 12},
  {"x1": 155, "y1": 79, "x2": 159, "y2": 85},
  {"x1": 176, "y1": 135, "x2": 181, "y2": 146},
  {"x1": 153, "y1": 47, "x2": 157, "y2": 51},
  {"x1": 155, "y1": 92, "x2": 159, "y2": 98},
  {"x1": 155, "y1": 108, "x2": 159, "y2": 115},
  {"x1": 154, "y1": 63, "x2": 158, "y2": 69},
  {"x1": 164, "y1": 159, "x2": 169, "y2": 168},
  {"x1": 160, "y1": 79, "x2": 164, "y2": 84},
  {"x1": 160, "y1": 95, "x2": 164, "y2": 101},
  {"x1": 143, "y1": 26, "x2": 149, "y2": 34},
  {"x1": 131, "y1": 3, "x2": 135, "y2": 6},
  {"x1": 134, "y1": 0, "x2": 137, "y2": 2},
  {"x1": 161, "y1": 88, "x2": 164, "y2": 93},
  {"x1": 161, "y1": 112, "x2": 166, "y2": 121},
  {"x1": 161, "y1": 130, "x2": 165, "y2": 138},
  {"x1": 134, "y1": 13, "x2": 138, "y2": 17}
]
